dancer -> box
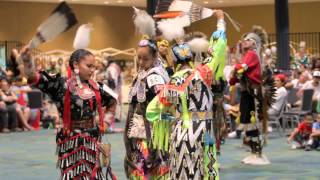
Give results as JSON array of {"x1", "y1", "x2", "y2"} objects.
[
  {"x1": 157, "y1": 39, "x2": 174, "y2": 76},
  {"x1": 124, "y1": 38, "x2": 170, "y2": 179},
  {"x1": 229, "y1": 25, "x2": 272, "y2": 165},
  {"x1": 19, "y1": 47, "x2": 116, "y2": 179},
  {"x1": 146, "y1": 10, "x2": 226, "y2": 179}
]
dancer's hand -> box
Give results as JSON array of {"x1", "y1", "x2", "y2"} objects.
[
  {"x1": 0, "y1": 101, "x2": 5, "y2": 109},
  {"x1": 20, "y1": 45, "x2": 32, "y2": 62},
  {"x1": 287, "y1": 137, "x2": 292, "y2": 144},
  {"x1": 214, "y1": 9, "x2": 224, "y2": 20}
]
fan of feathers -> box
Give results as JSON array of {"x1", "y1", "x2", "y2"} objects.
[{"x1": 252, "y1": 25, "x2": 269, "y2": 47}]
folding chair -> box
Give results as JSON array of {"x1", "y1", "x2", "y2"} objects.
[
  {"x1": 268, "y1": 97, "x2": 287, "y2": 136},
  {"x1": 287, "y1": 88, "x2": 298, "y2": 105},
  {"x1": 283, "y1": 89, "x2": 314, "y2": 130}
]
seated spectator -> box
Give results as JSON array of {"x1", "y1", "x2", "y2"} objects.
[
  {"x1": 11, "y1": 77, "x2": 34, "y2": 131},
  {"x1": 268, "y1": 74, "x2": 288, "y2": 116},
  {"x1": 311, "y1": 57, "x2": 320, "y2": 70},
  {"x1": 0, "y1": 78, "x2": 21, "y2": 133},
  {"x1": 41, "y1": 99, "x2": 59, "y2": 129},
  {"x1": 297, "y1": 70, "x2": 320, "y2": 108},
  {"x1": 306, "y1": 113, "x2": 320, "y2": 151},
  {"x1": 287, "y1": 114, "x2": 313, "y2": 150},
  {"x1": 0, "y1": 100, "x2": 9, "y2": 133},
  {"x1": 286, "y1": 70, "x2": 310, "y2": 89}
]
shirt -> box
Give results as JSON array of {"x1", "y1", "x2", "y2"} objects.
[
  {"x1": 297, "y1": 121, "x2": 312, "y2": 135},
  {"x1": 312, "y1": 122, "x2": 320, "y2": 130},
  {"x1": 269, "y1": 86, "x2": 287, "y2": 115},
  {"x1": 291, "y1": 79, "x2": 306, "y2": 89}
]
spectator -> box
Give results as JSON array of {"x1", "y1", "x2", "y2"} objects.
[
  {"x1": 268, "y1": 74, "x2": 287, "y2": 116},
  {"x1": 0, "y1": 100, "x2": 9, "y2": 133},
  {"x1": 297, "y1": 70, "x2": 320, "y2": 102},
  {"x1": 47, "y1": 58, "x2": 59, "y2": 75},
  {"x1": 287, "y1": 114, "x2": 313, "y2": 150},
  {"x1": 224, "y1": 58, "x2": 238, "y2": 84},
  {"x1": 306, "y1": 113, "x2": 320, "y2": 150},
  {"x1": 311, "y1": 57, "x2": 320, "y2": 70},
  {"x1": 41, "y1": 99, "x2": 59, "y2": 129},
  {"x1": 57, "y1": 57, "x2": 67, "y2": 77},
  {"x1": 93, "y1": 57, "x2": 107, "y2": 83},
  {"x1": 11, "y1": 77, "x2": 34, "y2": 131},
  {"x1": 0, "y1": 78, "x2": 21, "y2": 133},
  {"x1": 35, "y1": 57, "x2": 46, "y2": 72},
  {"x1": 105, "y1": 60, "x2": 122, "y2": 122},
  {"x1": 286, "y1": 70, "x2": 310, "y2": 89}
]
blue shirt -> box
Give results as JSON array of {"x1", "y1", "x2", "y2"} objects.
[{"x1": 312, "y1": 122, "x2": 320, "y2": 130}]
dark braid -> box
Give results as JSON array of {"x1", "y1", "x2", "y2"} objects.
[{"x1": 69, "y1": 49, "x2": 93, "y2": 70}]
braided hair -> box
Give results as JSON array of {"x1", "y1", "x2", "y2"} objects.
[{"x1": 69, "y1": 49, "x2": 93, "y2": 70}]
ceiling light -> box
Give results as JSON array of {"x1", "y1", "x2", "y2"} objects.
[
  {"x1": 117, "y1": 0, "x2": 124, "y2": 3},
  {"x1": 104, "y1": 1, "x2": 110, "y2": 4},
  {"x1": 203, "y1": 1, "x2": 209, "y2": 4},
  {"x1": 218, "y1": 0, "x2": 224, "y2": 3}
]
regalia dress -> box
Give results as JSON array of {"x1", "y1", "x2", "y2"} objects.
[
  {"x1": 230, "y1": 50, "x2": 263, "y2": 155},
  {"x1": 124, "y1": 64, "x2": 170, "y2": 179},
  {"x1": 146, "y1": 21, "x2": 227, "y2": 180},
  {"x1": 31, "y1": 71, "x2": 115, "y2": 180}
]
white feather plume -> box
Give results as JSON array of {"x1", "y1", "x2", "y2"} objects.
[
  {"x1": 169, "y1": 0, "x2": 192, "y2": 12},
  {"x1": 73, "y1": 23, "x2": 93, "y2": 49},
  {"x1": 133, "y1": 7, "x2": 156, "y2": 37},
  {"x1": 187, "y1": 37, "x2": 209, "y2": 53},
  {"x1": 264, "y1": 48, "x2": 272, "y2": 56},
  {"x1": 271, "y1": 46, "x2": 277, "y2": 54},
  {"x1": 201, "y1": 7, "x2": 214, "y2": 19},
  {"x1": 157, "y1": 15, "x2": 190, "y2": 41},
  {"x1": 29, "y1": 2, "x2": 77, "y2": 48}
]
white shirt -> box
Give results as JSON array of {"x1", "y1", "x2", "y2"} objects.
[
  {"x1": 268, "y1": 86, "x2": 287, "y2": 115},
  {"x1": 291, "y1": 79, "x2": 306, "y2": 89},
  {"x1": 223, "y1": 65, "x2": 234, "y2": 83}
]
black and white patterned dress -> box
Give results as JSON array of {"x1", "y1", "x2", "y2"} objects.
[{"x1": 33, "y1": 71, "x2": 115, "y2": 180}]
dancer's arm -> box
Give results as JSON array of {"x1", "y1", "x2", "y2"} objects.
[
  {"x1": 17, "y1": 46, "x2": 65, "y2": 103},
  {"x1": 206, "y1": 10, "x2": 227, "y2": 81}
]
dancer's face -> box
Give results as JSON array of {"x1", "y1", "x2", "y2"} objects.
[
  {"x1": 241, "y1": 38, "x2": 255, "y2": 50},
  {"x1": 73, "y1": 55, "x2": 96, "y2": 81},
  {"x1": 137, "y1": 46, "x2": 155, "y2": 71},
  {"x1": 158, "y1": 45, "x2": 168, "y2": 56}
]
